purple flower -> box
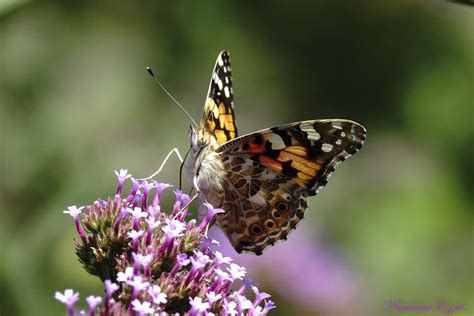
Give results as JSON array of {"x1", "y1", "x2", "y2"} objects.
[
  {"x1": 132, "y1": 252, "x2": 153, "y2": 276},
  {"x1": 55, "y1": 289, "x2": 79, "y2": 316},
  {"x1": 209, "y1": 268, "x2": 231, "y2": 292},
  {"x1": 115, "y1": 169, "x2": 131, "y2": 195},
  {"x1": 170, "y1": 253, "x2": 190, "y2": 277},
  {"x1": 116, "y1": 267, "x2": 134, "y2": 282},
  {"x1": 104, "y1": 280, "x2": 119, "y2": 296},
  {"x1": 145, "y1": 216, "x2": 160, "y2": 245},
  {"x1": 103, "y1": 280, "x2": 119, "y2": 313},
  {"x1": 159, "y1": 218, "x2": 185, "y2": 253},
  {"x1": 206, "y1": 291, "x2": 222, "y2": 305},
  {"x1": 148, "y1": 285, "x2": 168, "y2": 305},
  {"x1": 172, "y1": 189, "x2": 184, "y2": 216},
  {"x1": 63, "y1": 206, "x2": 87, "y2": 240},
  {"x1": 126, "y1": 177, "x2": 140, "y2": 204},
  {"x1": 251, "y1": 286, "x2": 271, "y2": 309},
  {"x1": 140, "y1": 180, "x2": 153, "y2": 209},
  {"x1": 199, "y1": 202, "x2": 225, "y2": 231},
  {"x1": 188, "y1": 297, "x2": 210, "y2": 316},
  {"x1": 222, "y1": 300, "x2": 238, "y2": 316},
  {"x1": 227, "y1": 263, "x2": 246, "y2": 281},
  {"x1": 236, "y1": 294, "x2": 253, "y2": 312},
  {"x1": 127, "y1": 275, "x2": 150, "y2": 301},
  {"x1": 152, "y1": 181, "x2": 171, "y2": 206},
  {"x1": 131, "y1": 299, "x2": 155, "y2": 315},
  {"x1": 86, "y1": 295, "x2": 102, "y2": 316},
  {"x1": 127, "y1": 207, "x2": 148, "y2": 230},
  {"x1": 59, "y1": 171, "x2": 276, "y2": 315},
  {"x1": 128, "y1": 229, "x2": 144, "y2": 252},
  {"x1": 162, "y1": 218, "x2": 186, "y2": 238}
]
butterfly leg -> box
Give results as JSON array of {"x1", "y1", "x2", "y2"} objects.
[{"x1": 139, "y1": 147, "x2": 184, "y2": 180}]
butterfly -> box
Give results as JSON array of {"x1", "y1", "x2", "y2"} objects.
[{"x1": 188, "y1": 51, "x2": 366, "y2": 255}]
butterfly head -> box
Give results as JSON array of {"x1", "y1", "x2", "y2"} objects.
[{"x1": 188, "y1": 125, "x2": 209, "y2": 149}]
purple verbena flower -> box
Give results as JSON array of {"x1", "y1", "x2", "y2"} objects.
[
  {"x1": 63, "y1": 206, "x2": 87, "y2": 241},
  {"x1": 227, "y1": 263, "x2": 247, "y2": 281},
  {"x1": 59, "y1": 170, "x2": 276, "y2": 315},
  {"x1": 55, "y1": 289, "x2": 79, "y2": 316},
  {"x1": 222, "y1": 300, "x2": 238, "y2": 316},
  {"x1": 128, "y1": 229, "x2": 144, "y2": 252},
  {"x1": 199, "y1": 202, "x2": 225, "y2": 231},
  {"x1": 103, "y1": 280, "x2": 119, "y2": 314},
  {"x1": 85, "y1": 295, "x2": 102, "y2": 316},
  {"x1": 115, "y1": 169, "x2": 131, "y2": 195},
  {"x1": 127, "y1": 275, "x2": 150, "y2": 301},
  {"x1": 152, "y1": 181, "x2": 171, "y2": 207},
  {"x1": 140, "y1": 180, "x2": 153, "y2": 209},
  {"x1": 116, "y1": 267, "x2": 134, "y2": 283},
  {"x1": 126, "y1": 177, "x2": 140, "y2": 204},
  {"x1": 131, "y1": 299, "x2": 155, "y2": 316},
  {"x1": 189, "y1": 296, "x2": 210, "y2": 316},
  {"x1": 132, "y1": 252, "x2": 153, "y2": 276},
  {"x1": 148, "y1": 284, "x2": 168, "y2": 305},
  {"x1": 127, "y1": 206, "x2": 148, "y2": 230}
]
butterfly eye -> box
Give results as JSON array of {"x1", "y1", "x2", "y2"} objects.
[{"x1": 197, "y1": 136, "x2": 208, "y2": 147}]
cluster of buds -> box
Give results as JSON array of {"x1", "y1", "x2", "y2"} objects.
[{"x1": 56, "y1": 169, "x2": 275, "y2": 315}]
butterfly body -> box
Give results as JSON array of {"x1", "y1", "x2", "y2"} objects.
[{"x1": 188, "y1": 51, "x2": 366, "y2": 255}]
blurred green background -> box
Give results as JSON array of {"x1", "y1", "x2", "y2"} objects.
[{"x1": 1, "y1": 1, "x2": 473, "y2": 315}]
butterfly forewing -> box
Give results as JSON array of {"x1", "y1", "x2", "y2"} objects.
[{"x1": 200, "y1": 51, "x2": 237, "y2": 146}]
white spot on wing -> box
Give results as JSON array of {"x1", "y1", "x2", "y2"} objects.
[
  {"x1": 308, "y1": 131, "x2": 321, "y2": 141},
  {"x1": 268, "y1": 134, "x2": 286, "y2": 150},
  {"x1": 321, "y1": 143, "x2": 333, "y2": 152},
  {"x1": 300, "y1": 126, "x2": 321, "y2": 140},
  {"x1": 335, "y1": 139, "x2": 342, "y2": 145},
  {"x1": 224, "y1": 86, "x2": 230, "y2": 98},
  {"x1": 218, "y1": 55, "x2": 224, "y2": 66}
]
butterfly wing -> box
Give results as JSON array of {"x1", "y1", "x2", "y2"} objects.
[
  {"x1": 215, "y1": 119, "x2": 366, "y2": 254},
  {"x1": 199, "y1": 50, "x2": 238, "y2": 145}
]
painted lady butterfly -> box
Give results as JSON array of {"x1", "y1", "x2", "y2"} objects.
[{"x1": 188, "y1": 51, "x2": 366, "y2": 255}]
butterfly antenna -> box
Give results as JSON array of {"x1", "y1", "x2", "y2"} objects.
[{"x1": 146, "y1": 67, "x2": 198, "y2": 127}]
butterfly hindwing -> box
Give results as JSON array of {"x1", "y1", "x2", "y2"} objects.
[
  {"x1": 200, "y1": 50, "x2": 237, "y2": 146},
  {"x1": 216, "y1": 155, "x2": 308, "y2": 255}
]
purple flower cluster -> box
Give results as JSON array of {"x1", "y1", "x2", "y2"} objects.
[{"x1": 57, "y1": 169, "x2": 275, "y2": 315}]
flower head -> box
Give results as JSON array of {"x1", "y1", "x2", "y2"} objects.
[{"x1": 59, "y1": 170, "x2": 276, "y2": 315}]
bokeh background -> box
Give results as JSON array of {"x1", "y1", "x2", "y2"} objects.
[{"x1": 1, "y1": 1, "x2": 473, "y2": 315}]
